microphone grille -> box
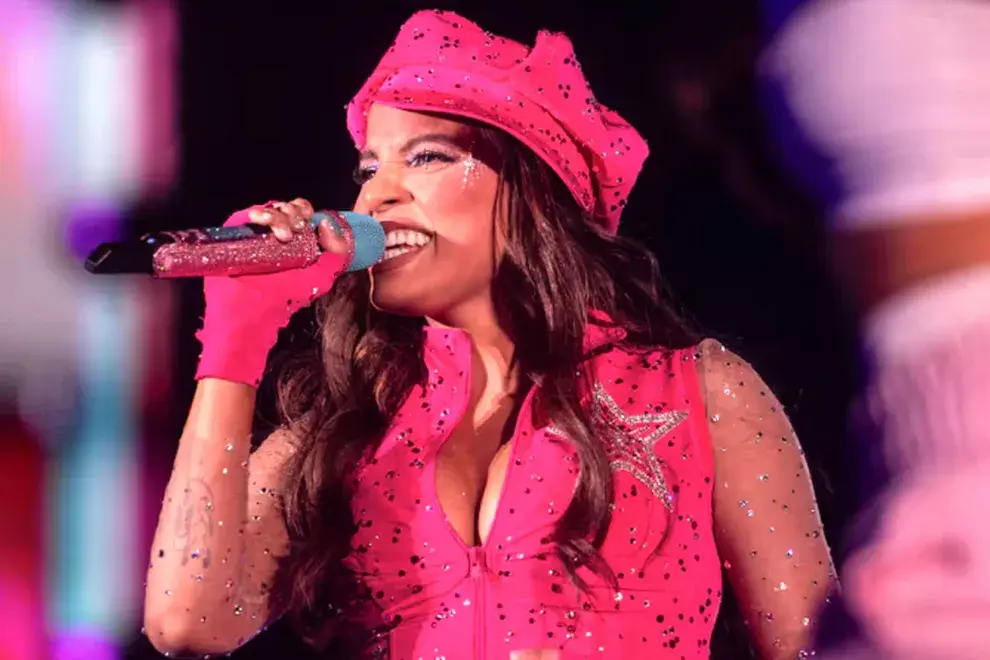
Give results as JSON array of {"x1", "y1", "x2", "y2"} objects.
[{"x1": 314, "y1": 211, "x2": 385, "y2": 272}]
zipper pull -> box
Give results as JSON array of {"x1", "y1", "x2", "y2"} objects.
[{"x1": 468, "y1": 546, "x2": 487, "y2": 579}]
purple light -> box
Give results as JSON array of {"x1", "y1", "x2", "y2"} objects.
[
  {"x1": 63, "y1": 201, "x2": 124, "y2": 263},
  {"x1": 51, "y1": 629, "x2": 117, "y2": 660}
]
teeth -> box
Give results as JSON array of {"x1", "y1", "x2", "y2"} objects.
[
  {"x1": 384, "y1": 229, "x2": 432, "y2": 248},
  {"x1": 383, "y1": 246, "x2": 419, "y2": 261}
]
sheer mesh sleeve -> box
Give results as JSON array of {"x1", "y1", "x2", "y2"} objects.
[{"x1": 697, "y1": 339, "x2": 837, "y2": 659}]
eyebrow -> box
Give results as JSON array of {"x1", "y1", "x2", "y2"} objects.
[{"x1": 359, "y1": 132, "x2": 467, "y2": 161}]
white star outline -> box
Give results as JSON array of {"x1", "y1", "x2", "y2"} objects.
[{"x1": 548, "y1": 381, "x2": 689, "y2": 512}]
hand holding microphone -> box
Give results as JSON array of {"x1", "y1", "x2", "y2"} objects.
[
  {"x1": 195, "y1": 199, "x2": 357, "y2": 386},
  {"x1": 83, "y1": 198, "x2": 385, "y2": 387}
]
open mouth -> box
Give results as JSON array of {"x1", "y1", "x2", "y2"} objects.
[{"x1": 383, "y1": 228, "x2": 433, "y2": 261}]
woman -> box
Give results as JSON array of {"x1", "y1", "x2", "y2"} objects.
[{"x1": 144, "y1": 10, "x2": 834, "y2": 659}]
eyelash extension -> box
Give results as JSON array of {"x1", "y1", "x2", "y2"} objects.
[{"x1": 352, "y1": 149, "x2": 459, "y2": 185}]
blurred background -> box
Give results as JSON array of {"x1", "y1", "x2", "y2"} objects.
[{"x1": 0, "y1": 0, "x2": 860, "y2": 658}]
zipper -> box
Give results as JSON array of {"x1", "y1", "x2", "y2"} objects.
[
  {"x1": 470, "y1": 546, "x2": 486, "y2": 660},
  {"x1": 426, "y1": 330, "x2": 539, "y2": 660}
]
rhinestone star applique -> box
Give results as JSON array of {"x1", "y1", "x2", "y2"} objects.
[{"x1": 551, "y1": 382, "x2": 688, "y2": 511}]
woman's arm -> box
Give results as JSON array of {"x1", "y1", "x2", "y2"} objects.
[
  {"x1": 697, "y1": 339, "x2": 837, "y2": 659},
  {"x1": 143, "y1": 378, "x2": 297, "y2": 657}
]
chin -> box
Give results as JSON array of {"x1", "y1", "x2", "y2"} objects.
[
  {"x1": 369, "y1": 270, "x2": 488, "y2": 322},
  {"x1": 370, "y1": 285, "x2": 438, "y2": 319}
]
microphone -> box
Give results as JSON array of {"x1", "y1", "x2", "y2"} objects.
[{"x1": 84, "y1": 211, "x2": 385, "y2": 278}]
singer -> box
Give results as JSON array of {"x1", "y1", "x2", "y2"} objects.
[{"x1": 143, "y1": 10, "x2": 834, "y2": 660}]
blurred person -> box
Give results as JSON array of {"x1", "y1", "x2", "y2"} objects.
[
  {"x1": 143, "y1": 11, "x2": 835, "y2": 659},
  {"x1": 762, "y1": 0, "x2": 990, "y2": 657}
]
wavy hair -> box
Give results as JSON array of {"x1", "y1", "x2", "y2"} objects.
[{"x1": 272, "y1": 123, "x2": 696, "y2": 648}]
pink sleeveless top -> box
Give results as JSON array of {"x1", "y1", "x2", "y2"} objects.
[{"x1": 343, "y1": 323, "x2": 722, "y2": 659}]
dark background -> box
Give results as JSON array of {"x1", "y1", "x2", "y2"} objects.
[{"x1": 124, "y1": 1, "x2": 860, "y2": 657}]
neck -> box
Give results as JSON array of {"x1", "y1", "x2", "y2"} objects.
[
  {"x1": 428, "y1": 296, "x2": 513, "y2": 359},
  {"x1": 426, "y1": 296, "x2": 517, "y2": 406}
]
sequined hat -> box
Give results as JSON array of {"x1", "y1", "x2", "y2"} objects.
[{"x1": 346, "y1": 10, "x2": 649, "y2": 232}]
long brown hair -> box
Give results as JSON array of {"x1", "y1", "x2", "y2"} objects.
[{"x1": 273, "y1": 124, "x2": 697, "y2": 646}]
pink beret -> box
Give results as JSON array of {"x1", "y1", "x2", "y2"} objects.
[{"x1": 346, "y1": 10, "x2": 649, "y2": 232}]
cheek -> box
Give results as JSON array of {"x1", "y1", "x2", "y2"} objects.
[{"x1": 412, "y1": 160, "x2": 499, "y2": 248}]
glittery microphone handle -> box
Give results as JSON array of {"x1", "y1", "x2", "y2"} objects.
[
  {"x1": 151, "y1": 210, "x2": 364, "y2": 279},
  {"x1": 152, "y1": 227, "x2": 321, "y2": 278},
  {"x1": 193, "y1": 210, "x2": 363, "y2": 386}
]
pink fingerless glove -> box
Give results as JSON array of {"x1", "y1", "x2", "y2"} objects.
[{"x1": 195, "y1": 205, "x2": 351, "y2": 387}]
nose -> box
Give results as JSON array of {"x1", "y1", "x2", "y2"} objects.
[{"x1": 353, "y1": 165, "x2": 412, "y2": 216}]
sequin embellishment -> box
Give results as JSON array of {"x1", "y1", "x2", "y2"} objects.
[{"x1": 551, "y1": 381, "x2": 687, "y2": 510}]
